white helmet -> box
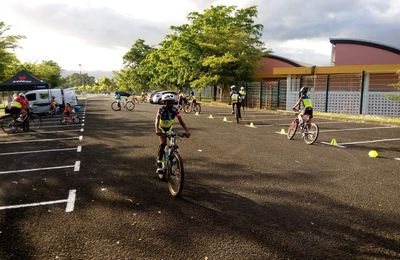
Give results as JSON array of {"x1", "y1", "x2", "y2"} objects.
[
  {"x1": 161, "y1": 93, "x2": 176, "y2": 102},
  {"x1": 230, "y1": 85, "x2": 237, "y2": 90},
  {"x1": 240, "y1": 86, "x2": 245, "y2": 90}
]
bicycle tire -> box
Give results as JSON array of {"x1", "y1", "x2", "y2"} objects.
[
  {"x1": 287, "y1": 119, "x2": 298, "y2": 140},
  {"x1": 235, "y1": 105, "x2": 240, "y2": 124},
  {"x1": 304, "y1": 123, "x2": 319, "y2": 145},
  {"x1": 111, "y1": 101, "x2": 121, "y2": 111},
  {"x1": 73, "y1": 117, "x2": 81, "y2": 124},
  {"x1": 193, "y1": 103, "x2": 201, "y2": 113},
  {"x1": 183, "y1": 104, "x2": 191, "y2": 114},
  {"x1": 167, "y1": 152, "x2": 184, "y2": 197},
  {"x1": 125, "y1": 101, "x2": 135, "y2": 111},
  {"x1": 0, "y1": 115, "x2": 16, "y2": 134}
]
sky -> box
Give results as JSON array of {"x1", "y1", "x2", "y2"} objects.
[{"x1": 1, "y1": 0, "x2": 400, "y2": 74}]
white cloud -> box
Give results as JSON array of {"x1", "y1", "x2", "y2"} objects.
[{"x1": 1, "y1": 0, "x2": 399, "y2": 72}]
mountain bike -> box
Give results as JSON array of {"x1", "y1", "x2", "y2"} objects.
[
  {"x1": 111, "y1": 100, "x2": 135, "y2": 111},
  {"x1": 60, "y1": 114, "x2": 81, "y2": 125},
  {"x1": 183, "y1": 100, "x2": 201, "y2": 114},
  {"x1": 158, "y1": 131, "x2": 186, "y2": 197},
  {"x1": 0, "y1": 111, "x2": 42, "y2": 134},
  {"x1": 232, "y1": 102, "x2": 241, "y2": 123},
  {"x1": 287, "y1": 113, "x2": 319, "y2": 145}
]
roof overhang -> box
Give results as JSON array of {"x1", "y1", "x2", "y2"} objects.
[{"x1": 273, "y1": 64, "x2": 400, "y2": 76}]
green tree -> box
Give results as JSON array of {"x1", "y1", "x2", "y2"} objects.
[
  {"x1": 20, "y1": 60, "x2": 62, "y2": 87},
  {"x1": 64, "y1": 73, "x2": 96, "y2": 87},
  {"x1": 0, "y1": 21, "x2": 24, "y2": 81},
  {"x1": 140, "y1": 5, "x2": 265, "y2": 91}
]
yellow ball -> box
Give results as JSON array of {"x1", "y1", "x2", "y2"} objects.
[{"x1": 368, "y1": 150, "x2": 378, "y2": 158}]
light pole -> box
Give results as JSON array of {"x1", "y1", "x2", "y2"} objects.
[{"x1": 79, "y1": 64, "x2": 83, "y2": 86}]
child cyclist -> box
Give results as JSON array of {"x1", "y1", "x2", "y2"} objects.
[
  {"x1": 155, "y1": 93, "x2": 190, "y2": 175},
  {"x1": 292, "y1": 87, "x2": 313, "y2": 129},
  {"x1": 64, "y1": 103, "x2": 74, "y2": 121}
]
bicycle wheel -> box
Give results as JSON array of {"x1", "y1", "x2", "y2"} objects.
[
  {"x1": 183, "y1": 104, "x2": 192, "y2": 113},
  {"x1": 235, "y1": 105, "x2": 240, "y2": 124},
  {"x1": 167, "y1": 152, "x2": 184, "y2": 197},
  {"x1": 193, "y1": 103, "x2": 201, "y2": 113},
  {"x1": 304, "y1": 123, "x2": 319, "y2": 145},
  {"x1": 287, "y1": 119, "x2": 298, "y2": 140},
  {"x1": 73, "y1": 117, "x2": 81, "y2": 124},
  {"x1": 111, "y1": 101, "x2": 120, "y2": 111},
  {"x1": 0, "y1": 115, "x2": 17, "y2": 134},
  {"x1": 125, "y1": 101, "x2": 135, "y2": 111}
]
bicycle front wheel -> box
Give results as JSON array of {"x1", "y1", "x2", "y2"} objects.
[
  {"x1": 0, "y1": 115, "x2": 16, "y2": 134},
  {"x1": 193, "y1": 103, "x2": 201, "y2": 113},
  {"x1": 287, "y1": 119, "x2": 298, "y2": 140},
  {"x1": 304, "y1": 123, "x2": 319, "y2": 145},
  {"x1": 183, "y1": 104, "x2": 191, "y2": 113},
  {"x1": 167, "y1": 152, "x2": 184, "y2": 197},
  {"x1": 111, "y1": 101, "x2": 120, "y2": 111},
  {"x1": 125, "y1": 101, "x2": 135, "y2": 111},
  {"x1": 235, "y1": 106, "x2": 240, "y2": 124}
]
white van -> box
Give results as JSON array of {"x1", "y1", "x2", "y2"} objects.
[{"x1": 25, "y1": 88, "x2": 78, "y2": 113}]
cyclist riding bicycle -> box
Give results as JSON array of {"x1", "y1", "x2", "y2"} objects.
[
  {"x1": 239, "y1": 86, "x2": 246, "y2": 108},
  {"x1": 13, "y1": 93, "x2": 29, "y2": 122},
  {"x1": 155, "y1": 93, "x2": 190, "y2": 175},
  {"x1": 229, "y1": 85, "x2": 242, "y2": 118},
  {"x1": 292, "y1": 87, "x2": 313, "y2": 130},
  {"x1": 114, "y1": 91, "x2": 122, "y2": 111}
]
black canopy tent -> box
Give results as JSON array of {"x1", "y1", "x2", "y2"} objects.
[{"x1": 0, "y1": 70, "x2": 49, "y2": 91}]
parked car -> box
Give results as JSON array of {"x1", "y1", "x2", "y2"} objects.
[
  {"x1": 25, "y1": 88, "x2": 78, "y2": 114},
  {"x1": 150, "y1": 90, "x2": 178, "y2": 104}
]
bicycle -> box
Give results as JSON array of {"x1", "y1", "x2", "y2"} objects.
[
  {"x1": 0, "y1": 110, "x2": 42, "y2": 134},
  {"x1": 158, "y1": 131, "x2": 186, "y2": 197},
  {"x1": 287, "y1": 113, "x2": 319, "y2": 145},
  {"x1": 183, "y1": 100, "x2": 201, "y2": 114},
  {"x1": 111, "y1": 99, "x2": 135, "y2": 111},
  {"x1": 60, "y1": 114, "x2": 81, "y2": 125},
  {"x1": 232, "y1": 102, "x2": 241, "y2": 124},
  {"x1": 140, "y1": 96, "x2": 148, "y2": 103}
]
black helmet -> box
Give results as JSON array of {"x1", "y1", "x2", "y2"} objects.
[{"x1": 300, "y1": 87, "x2": 308, "y2": 94}]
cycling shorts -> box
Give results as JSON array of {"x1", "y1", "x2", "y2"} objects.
[{"x1": 303, "y1": 107, "x2": 313, "y2": 118}]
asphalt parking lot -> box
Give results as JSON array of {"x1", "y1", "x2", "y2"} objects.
[{"x1": 0, "y1": 96, "x2": 399, "y2": 259}]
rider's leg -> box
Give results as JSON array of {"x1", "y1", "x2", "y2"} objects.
[
  {"x1": 232, "y1": 103, "x2": 235, "y2": 114},
  {"x1": 157, "y1": 135, "x2": 167, "y2": 173},
  {"x1": 117, "y1": 100, "x2": 121, "y2": 110},
  {"x1": 297, "y1": 113, "x2": 304, "y2": 128},
  {"x1": 237, "y1": 103, "x2": 242, "y2": 119}
]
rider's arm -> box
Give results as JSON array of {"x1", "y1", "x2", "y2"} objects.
[
  {"x1": 177, "y1": 115, "x2": 191, "y2": 138},
  {"x1": 292, "y1": 98, "x2": 302, "y2": 111},
  {"x1": 155, "y1": 114, "x2": 161, "y2": 134}
]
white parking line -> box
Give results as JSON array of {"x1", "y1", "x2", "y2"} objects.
[
  {"x1": 77, "y1": 145, "x2": 82, "y2": 152},
  {"x1": 275, "y1": 126, "x2": 398, "y2": 134},
  {"x1": 35, "y1": 124, "x2": 82, "y2": 129},
  {"x1": 0, "y1": 147, "x2": 80, "y2": 156},
  {"x1": 0, "y1": 135, "x2": 82, "y2": 145},
  {"x1": 321, "y1": 137, "x2": 400, "y2": 148},
  {"x1": 395, "y1": 158, "x2": 400, "y2": 161},
  {"x1": 10, "y1": 129, "x2": 82, "y2": 135},
  {"x1": 0, "y1": 162, "x2": 78, "y2": 175},
  {"x1": 74, "y1": 161, "x2": 81, "y2": 171},
  {"x1": 319, "y1": 126, "x2": 398, "y2": 133},
  {"x1": 0, "y1": 189, "x2": 77, "y2": 212}
]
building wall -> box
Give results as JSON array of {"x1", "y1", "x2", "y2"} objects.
[{"x1": 334, "y1": 44, "x2": 400, "y2": 65}]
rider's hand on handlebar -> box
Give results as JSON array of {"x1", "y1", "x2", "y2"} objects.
[{"x1": 184, "y1": 131, "x2": 191, "y2": 138}]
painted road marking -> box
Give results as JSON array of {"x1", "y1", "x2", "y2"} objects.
[
  {"x1": 34, "y1": 124, "x2": 82, "y2": 129},
  {"x1": 275, "y1": 126, "x2": 398, "y2": 135},
  {"x1": 74, "y1": 161, "x2": 81, "y2": 171},
  {"x1": 319, "y1": 142, "x2": 347, "y2": 148},
  {"x1": 80, "y1": 128, "x2": 84, "y2": 132},
  {"x1": 0, "y1": 189, "x2": 77, "y2": 213},
  {"x1": 11, "y1": 129, "x2": 82, "y2": 135},
  {"x1": 0, "y1": 136, "x2": 82, "y2": 145},
  {"x1": 77, "y1": 145, "x2": 82, "y2": 152},
  {"x1": 395, "y1": 158, "x2": 400, "y2": 161},
  {"x1": 0, "y1": 147, "x2": 80, "y2": 156},
  {"x1": 0, "y1": 162, "x2": 79, "y2": 175},
  {"x1": 321, "y1": 137, "x2": 400, "y2": 148}
]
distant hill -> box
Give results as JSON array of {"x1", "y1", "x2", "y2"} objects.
[{"x1": 61, "y1": 70, "x2": 114, "y2": 79}]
